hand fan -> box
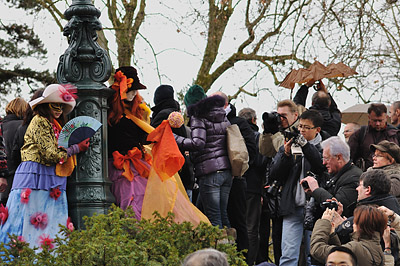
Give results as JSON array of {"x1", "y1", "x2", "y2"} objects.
[{"x1": 58, "y1": 116, "x2": 102, "y2": 148}]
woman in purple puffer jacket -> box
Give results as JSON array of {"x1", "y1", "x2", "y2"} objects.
[{"x1": 174, "y1": 85, "x2": 232, "y2": 228}]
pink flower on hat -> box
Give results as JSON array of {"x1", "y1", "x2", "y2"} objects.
[
  {"x1": 59, "y1": 84, "x2": 77, "y2": 102},
  {"x1": 21, "y1": 188, "x2": 32, "y2": 204},
  {"x1": 0, "y1": 204, "x2": 8, "y2": 225},
  {"x1": 39, "y1": 234, "x2": 54, "y2": 250},
  {"x1": 30, "y1": 212, "x2": 48, "y2": 230}
]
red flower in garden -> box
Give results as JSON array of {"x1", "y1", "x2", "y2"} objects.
[
  {"x1": 50, "y1": 187, "x2": 62, "y2": 200},
  {"x1": 67, "y1": 217, "x2": 74, "y2": 232},
  {"x1": 20, "y1": 188, "x2": 32, "y2": 204},
  {"x1": 17, "y1": 236, "x2": 25, "y2": 242},
  {"x1": 30, "y1": 212, "x2": 48, "y2": 230},
  {"x1": 0, "y1": 204, "x2": 8, "y2": 225},
  {"x1": 39, "y1": 234, "x2": 54, "y2": 250}
]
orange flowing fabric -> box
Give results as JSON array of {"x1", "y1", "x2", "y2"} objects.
[
  {"x1": 111, "y1": 71, "x2": 133, "y2": 100},
  {"x1": 53, "y1": 119, "x2": 77, "y2": 177},
  {"x1": 122, "y1": 110, "x2": 210, "y2": 226},
  {"x1": 147, "y1": 120, "x2": 185, "y2": 181},
  {"x1": 112, "y1": 149, "x2": 152, "y2": 181}
]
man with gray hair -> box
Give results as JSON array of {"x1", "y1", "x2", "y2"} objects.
[
  {"x1": 300, "y1": 136, "x2": 362, "y2": 217},
  {"x1": 182, "y1": 248, "x2": 229, "y2": 266},
  {"x1": 390, "y1": 100, "x2": 400, "y2": 129}
]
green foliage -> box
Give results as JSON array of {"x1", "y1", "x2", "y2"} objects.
[
  {"x1": 0, "y1": 205, "x2": 247, "y2": 265},
  {"x1": 0, "y1": 21, "x2": 54, "y2": 97}
]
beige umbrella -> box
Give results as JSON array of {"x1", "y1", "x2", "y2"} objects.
[{"x1": 341, "y1": 104, "x2": 391, "y2": 125}]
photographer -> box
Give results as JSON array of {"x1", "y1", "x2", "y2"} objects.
[
  {"x1": 293, "y1": 79, "x2": 341, "y2": 137},
  {"x1": 269, "y1": 110, "x2": 325, "y2": 266},
  {"x1": 259, "y1": 99, "x2": 300, "y2": 158},
  {"x1": 300, "y1": 136, "x2": 361, "y2": 218}
]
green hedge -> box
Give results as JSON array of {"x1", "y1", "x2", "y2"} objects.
[{"x1": 0, "y1": 205, "x2": 247, "y2": 265}]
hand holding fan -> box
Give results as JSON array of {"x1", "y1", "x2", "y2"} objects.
[{"x1": 58, "y1": 116, "x2": 102, "y2": 148}]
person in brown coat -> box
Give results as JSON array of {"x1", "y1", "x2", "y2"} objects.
[{"x1": 310, "y1": 205, "x2": 391, "y2": 265}]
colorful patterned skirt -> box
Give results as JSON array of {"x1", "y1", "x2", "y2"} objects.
[
  {"x1": 108, "y1": 158, "x2": 149, "y2": 220},
  {"x1": 0, "y1": 161, "x2": 68, "y2": 249}
]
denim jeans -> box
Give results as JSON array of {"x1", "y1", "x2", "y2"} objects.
[
  {"x1": 198, "y1": 170, "x2": 233, "y2": 228},
  {"x1": 280, "y1": 206, "x2": 310, "y2": 266}
]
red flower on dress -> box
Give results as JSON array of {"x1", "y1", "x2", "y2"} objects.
[
  {"x1": 30, "y1": 212, "x2": 48, "y2": 230},
  {"x1": 50, "y1": 187, "x2": 62, "y2": 200},
  {"x1": 67, "y1": 217, "x2": 74, "y2": 232},
  {"x1": 0, "y1": 204, "x2": 8, "y2": 225},
  {"x1": 39, "y1": 234, "x2": 54, "y2": 250},
  {"x1": 20, "y1": 188, "x2": 32, "y2": 204}
]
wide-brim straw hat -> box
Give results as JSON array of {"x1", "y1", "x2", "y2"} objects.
[{"x1": 29, "y1": 84, "x2": 76, "y2": 115}]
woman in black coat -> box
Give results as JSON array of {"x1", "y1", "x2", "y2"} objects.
[{"x1": 0, "y1": 97, "x2": 28, "y2": 204}]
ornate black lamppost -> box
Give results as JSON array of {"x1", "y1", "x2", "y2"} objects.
[{"x1": 56, "y1": 0, "x2": 115, "y2": 229}]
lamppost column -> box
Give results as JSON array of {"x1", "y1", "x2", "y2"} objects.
[{"x1": 56, "y1": 0, "x2": 114, "y2": 229}]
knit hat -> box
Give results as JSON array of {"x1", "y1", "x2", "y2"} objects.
[
  {"x1": 184, "y1": 85, "x2": 206, "y2": 107},
  {"x1": 29, "y1": 84, "x2": 77, "y2": 115},
  {"x1": 370, "y1": 140, "x2": 400, "y2": 163},
  {"x1": 114, "y1": 66, "x2": 146, "y2": 91},
  {"x1": 154, "y1": 85, "x2": 174, "y2": 105}
]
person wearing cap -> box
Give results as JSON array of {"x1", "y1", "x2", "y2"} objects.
[
  {"x1": 174, "y1": 85, "x2": 232, "y2": 229},
  {"x1": 107, "y1": 66, "x2": 152, "y2": 220},
  {"x1": 369, "y1": 140, "x2": 400, "y2": 203},
  {"x1": 150, "y1": 85, "x2": 195, "y2": 200},
  {"x1": 0, "y1": 84, "x2": 90, "y2": 248}
]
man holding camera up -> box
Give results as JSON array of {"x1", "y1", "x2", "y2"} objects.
[
  {"x1": 269, "y1": 109, "x2": 325, "y2": 266},
  {"x1": 300, "y1": 136, "x2": 362, "y2": 218},
  {"x1": 260, "y1": 99, "x2": 300, "y2": 158}
]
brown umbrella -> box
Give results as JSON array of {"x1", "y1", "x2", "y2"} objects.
[
  {"x1": 341, "y1": 103, "x2": 391, "y2": 125},
  {"x1": 279, "y1": 61, "x2": 357, "y2": 89},
  {"x1": 326, "y1": 62, "x2": 358, "y2": 78}
]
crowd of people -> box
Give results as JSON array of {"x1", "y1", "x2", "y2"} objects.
[{"x1": 1, "y1": 69, "x2": 400, "y2": 265}]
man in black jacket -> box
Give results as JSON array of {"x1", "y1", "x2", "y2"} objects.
[
  {"x1": 212, "y1": 92, "x2": 257, "y2": 256},
  {"x1": 300, "y1": 136, "x2": 361, "y2": 218},
  {"x1": 269, "y1": 110, "x2": 325, "y2": 266},
  {"x1": 238, "y1": 107, "x2": 269, "y2": 265},
  {"x1": 293, "y1": 79, "x2": 341, "y2": 137}
]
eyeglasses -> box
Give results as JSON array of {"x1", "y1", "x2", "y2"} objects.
[
  {"x1": 298, "y1": 124, "x2": 317, "y2": 130},
  {"x1": 49, "y1": 103, "x2": 64, "y2": 112},
  {"x1": 372, "y1": 154, "x2": 385, "y2": 158},
  {"x1": 323, "y1": 156, "x2": 338, "y2": 162}
]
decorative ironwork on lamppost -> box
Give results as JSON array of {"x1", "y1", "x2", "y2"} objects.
[{"x1": 56, "y1": 0, "x2": 115, "y2": 229}]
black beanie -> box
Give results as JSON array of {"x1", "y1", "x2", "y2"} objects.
[{"x1": 154, "y1": 85, "x2": 174, "y2": 105}]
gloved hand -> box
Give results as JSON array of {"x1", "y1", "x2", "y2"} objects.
[
  {"x1": 263, "y1": 122, "x2": 279, "y2": 134},
  {"x1": 77, "y1": 138, "x2": 90, "y2": 152},
  {"x1": 294, "y1": 134, "x2": 307, "y2": 147}
]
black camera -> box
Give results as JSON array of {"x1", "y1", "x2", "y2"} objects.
[
  {"x1": 262, "y1": 112, "x2": 282, "y2": 134},
  {"x1": 262, "y1": 111, "x2": 281, "y2": 126},
  {"x1": 265, "y1": 180, "x2": 280, "y2": 197},
  {"x1": 282, "y1": 127, "x2": 300, "y2": 142},
  {"x1": 320, "y1": 201, "x2": 338, "y2": 211},
  {"x1": 301, "y1": 171, "x2": 317, "y2": 189}
]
